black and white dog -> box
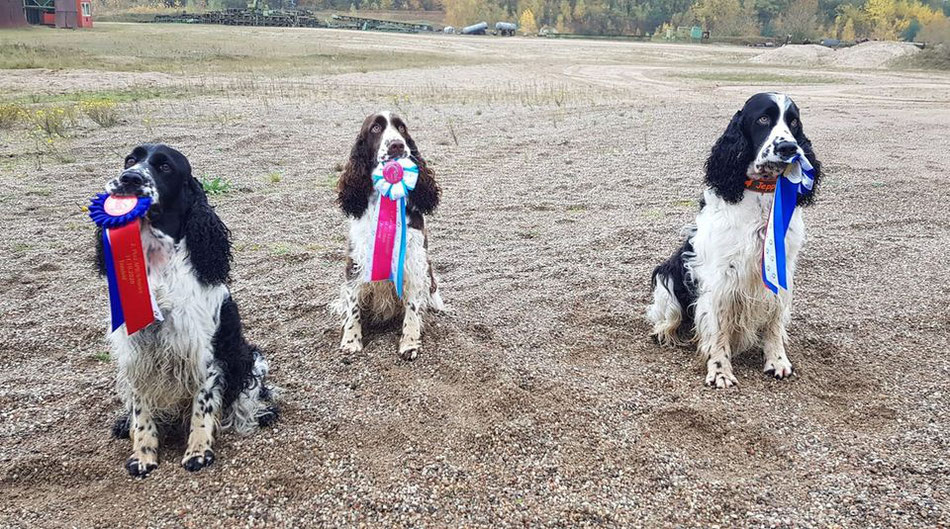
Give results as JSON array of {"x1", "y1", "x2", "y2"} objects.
[
  {"x1": 647, "y1": 93, "x2": 823, "y2": 388},
  {"x1": 97, "y1": 144, "x2": 277, "y2": 476},
  {"x1": 333, "y1": 112, "x2": 443, "y2": 360}
]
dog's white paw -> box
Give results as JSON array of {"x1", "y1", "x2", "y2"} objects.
[
  {"x1": 340, "y1": 332, "x2": 363, "y2": 354},
  {"x1": 126, "y1": 453, "x2": 158, "y2": 478},
  {"x1": 182, "y1": 449, "x2": 215, "y2": 472},
  {"x1": 764, "y1": 356, "x2": 793, "y2": 379},
  {"x1": 705, "y1": 359, "x2": 738, "y2": 389}
]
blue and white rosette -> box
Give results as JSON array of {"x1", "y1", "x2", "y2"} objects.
[
  {"x1": 762, "y1": 153, "x2": 816, "y2": 293},
  {"x1": 367, "y1": 157, "x2": 418, "y2": 297},
  {"x1": 372, "y1": 157, "x2": 418, "y2": 201}
]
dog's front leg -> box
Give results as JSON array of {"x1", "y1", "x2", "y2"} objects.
[
  {"x1": 126, "y1": 399, "x2": 159, "y2": 477},
  {"x1": 182, "y1": 364, "x2": 222, "y2": 472},
  {"x1": 695, "y1": 293, "x2": 738, "y2": 388},
  {"x1": 339, "y1": 280, "x2": 364, "y2": 354},
  {"x1": 399, "y1": 296, "x2": 424, "y2": 361},
  {"x1": 762, "y1": 297, "x2": 794, "y2": 379}
]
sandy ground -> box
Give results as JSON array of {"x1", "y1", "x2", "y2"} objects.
[{"x1": 1, "y1": 23, "x2": 950, "y2": 528}]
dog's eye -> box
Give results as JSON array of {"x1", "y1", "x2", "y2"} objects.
[
  {"x1": 790, "y1": 118, "x2": 799, "y2": 128},
  {"x1": 159, "y1": 163, "x2": 171, "y2": 173},
  {"x1": 757, "y1": 116, "x2": 771, "y2": 126},
  {"x1": 124, "y1": 158, "x2": 135, "y2": 169},
  {"x1": 371, "y1": 124, "x2": 382, "y2": 134},
  {"x1": 398, "y1": 125, "x2": 406, "y2": 133}
]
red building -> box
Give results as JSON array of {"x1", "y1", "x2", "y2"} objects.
[
  {"x1": 22, "y1": 0, "x2": 91, "y2": 27},
  {"x1": 54, "y1": 0, "x2": 92, "y2": 28},
  {"x1": 0, "y1": 0, "x2": 28, "y2": 27}
]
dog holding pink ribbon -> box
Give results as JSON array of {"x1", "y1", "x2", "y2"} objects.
[{"x1": 333, "y1": 112, "x2": 443, "y2": 361}]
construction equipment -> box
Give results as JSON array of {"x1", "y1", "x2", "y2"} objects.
[
  {"x1": 461, "y1": 21, "x2": 487, "y2": 35},
  {"x1": 495, "y1": 21, "x2": 516, "y2": 36},
  {"x1": 330, "y1": 14, "x2": 432, "y2": 33}
]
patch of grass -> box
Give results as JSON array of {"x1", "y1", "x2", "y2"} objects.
[
  {"x1": 200, "y1": 175, "x2": 232, "y2": 195},
  {"x1": 80, "y1": 99, "x2": 120, "y2": 128},
  {"x1": 2, "y1": 88, "x2": 168, "y2": 106},
  {"x1": 90, "y1": 351, "x2": 111, "y2": 363},
  {"x1": 668, "y1": 71, "x2": 842, "y2": 84},
  {"x1": 271, "y1": 243, "x2": 291, "y2": 255},
  {"x1": 324, "y1": 173, "x2": 339, "y2": 189},
  {"x1": 266, "y1": 171, "x2": 282, "y2": 184},
  {"x1": 567, "y1": 204, "x2": 587, "y2": 212},
  {"x1": 26, "y1": 105, "x2": 76, "y2": 137},
  {"x1": 0, "y1": 24, "x2": 483, "y2": 75},
  {"x1": 0, "y1": 104, "x2": 23, "y2": 129}
]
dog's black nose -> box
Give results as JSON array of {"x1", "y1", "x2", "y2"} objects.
[
  {"x1": 387, "y1": 140, "x2": 405, "y2": 158},
  {"x1": 120, "y1": 171, "x2": 144, "y2": 187},
  {"x1": 775, "y1": 141, "x2": 798, "y2": 158}
]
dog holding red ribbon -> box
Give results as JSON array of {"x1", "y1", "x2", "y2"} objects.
[
  {"x1": 647, "y1": 93, "x2": 823, "y2": 388},
  {"x1": 333, "y1": 112, "x2": 443, "y2": 361},
  {"x1": 91, "y1": 144, "x2": 278, "y2": 477}
]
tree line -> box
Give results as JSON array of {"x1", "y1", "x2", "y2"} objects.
[{"x1": 148, "y1": 0, "x2": 950, "y2": 42}]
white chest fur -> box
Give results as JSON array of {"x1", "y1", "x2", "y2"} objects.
[
  {"x1": 690, "y1": 189, "x2": 805, "y2": 349},
  {"x1": 109, "y1": 224, "x2": 228, "y2": 417}
]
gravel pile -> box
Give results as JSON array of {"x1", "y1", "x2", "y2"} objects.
[
  {"x1": 750, "y1": 41, "x2": 921, "y2": 69},
  {"x1": 830, "y1": 41, "x2": 921, "y2": 68},
  {"x1": 748, "y1": 44, "x2": 835, "y2": 67}
]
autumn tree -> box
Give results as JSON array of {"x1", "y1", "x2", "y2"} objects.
[
  {"x1": 691, "y1": 0, "x2": 759, "y2": 35},
  {"x1": 774, "y1": 0, "x2": 821, "y2": 40},
  {"x1": 519, "y1": 7, "x2": 538, "y2": 33}
]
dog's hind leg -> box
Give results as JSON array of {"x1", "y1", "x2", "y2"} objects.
[
  {"x1": 647, "y1": 273, "x2": 684, "y2": 346},
  {"x1": 126, "y1": 399, "x2": 160, "y2": 477},
  {"x1": 182, "y1": 362, "x2": 223, "y2": 472}
]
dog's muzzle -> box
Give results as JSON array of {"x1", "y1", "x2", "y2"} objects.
[{"x1": 109, "y1": 170, "x2": 152, "y2": 197}]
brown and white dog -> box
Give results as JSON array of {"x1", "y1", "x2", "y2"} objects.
[{"x1": 332, "y1": 112, "x2": 443, "y2": 360}]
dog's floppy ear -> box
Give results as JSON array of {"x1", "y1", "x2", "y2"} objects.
[
  {"x1": 94, "y1": 226, "x2": 107, "y2": 276},
  {"x1": 184, "y1": 177, "x2": 232, "y2": 285},
  {"x1": 406, "y1": 133, "x2": 440, "y2": 215},
  {"x1": 337, "y1": 127, "x2": 375, "y2": 218},
  {"x1": 795, "y1": 128, "x2": 823, "y2": 207},
  {"x1": 704, "y1": 110, "x2": 752, "y2": 204}
]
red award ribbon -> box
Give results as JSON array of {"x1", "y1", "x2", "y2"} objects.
[{"x1": 106, "y1": 221, "x2": 154, "y2": 334}]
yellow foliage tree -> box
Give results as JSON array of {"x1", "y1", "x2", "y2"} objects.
[
  {"x1": 519, "y1": 8, "x2": 538, "y2": 34},
  {"x1": 840, "y1": 17, "x2": 856, "y2": 40},
  {"x1": 691, "y1": 0, "x2": 759, "y2": 36},
  {"x1": 836, "y1": 0, "x2": 944, "y2": 40}
]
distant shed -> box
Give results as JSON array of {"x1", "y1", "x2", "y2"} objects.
[
  {"x1": 0, "y1": 0, "x2": 27, "y2": 27},
  {"x1": 54, "y1": 0, "x2": 92, "y2": 28}
]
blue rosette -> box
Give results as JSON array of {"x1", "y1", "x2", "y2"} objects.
[{"x1": 88, "y1": 193, "x2": 152, "y2": 228}]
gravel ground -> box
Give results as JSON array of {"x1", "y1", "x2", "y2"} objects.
[{"x1": 1, "y1": 24, "x2": 950, "y2": 528}]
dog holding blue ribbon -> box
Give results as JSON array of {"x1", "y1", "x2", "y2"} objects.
[
  {"x1": 333, "y1": 112, "x2": 443, "y2": 361},
  {"x1": 647, "y1": 93, "x2": 823, "y2": 388}
]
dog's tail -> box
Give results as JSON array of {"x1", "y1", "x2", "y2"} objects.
[{"x1": 226, "y1": 347, "x2": 279, "y2": 434}]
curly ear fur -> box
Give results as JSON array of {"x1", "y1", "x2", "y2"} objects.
[
  {"x1": 337, "y1": 130, "x2": 375, "y2": 218},
  {"x1": 94, "y1": 226, "x2": 107, "y2": 276},
  {"x1": 406, "y1": 134, "x2": 440, "y2": 215},
  {"x1": 704, "y1": 111, "x2": 753, "y2": 204},
  {"x1": 184, "y1": 178, "x2": 232, "y2": 285},
  {"x1": 795, "y1": 130, "x2": 823, "y2": 207}
]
